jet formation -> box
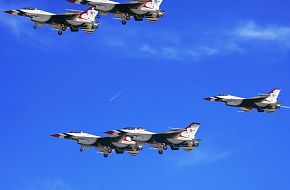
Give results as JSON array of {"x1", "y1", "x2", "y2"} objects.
[
  {"x1": 4, "y1": 0, "x2": 165, "y2": 35},
  {"x1": 4, "y1": 1, "x2": 288, "y2": 158},
  {"x1": 51, "y1": 122, "x2": 201, "y2": 158},
  {"x1": 50, "y1": 88, "x2": 287, "y2": 158}
]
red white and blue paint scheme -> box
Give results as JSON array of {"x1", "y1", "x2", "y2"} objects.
[
  {"x1": 68, "y1": 0, "x2": 165, "y2": 25},
  {"x1": 51, "y1": 131, "x2": 143, "y2": 157},
  {"x1": 105, "y1": 122, "x2": 201, "y2": 155},
  {"x1": 4, "y1": 7, "x2": 99, "y2": 35},
  {"x1": 204, "y1": 89, "x2": 287, "y2": 113}
]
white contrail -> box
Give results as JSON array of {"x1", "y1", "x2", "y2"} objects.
[
  {"x1": 281, "y1": 106, "x2": 290, "y2": 109},
  {"x1": 108, "y1": 89, "x2": 127, "y2": 102}
]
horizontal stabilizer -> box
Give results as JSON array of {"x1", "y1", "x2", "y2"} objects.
[{"x1": 240, "y1": 107, "x2": 253, "y2": 112}]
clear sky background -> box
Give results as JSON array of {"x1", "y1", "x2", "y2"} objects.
[{"x1": 1, "y1": 0, "x2": 290, "y2": 190}]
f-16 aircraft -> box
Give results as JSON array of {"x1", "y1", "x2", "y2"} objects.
[
  {"x1": 105, "y1": 122, "x2": 201, "y2": 154},
  {"x1": 68, "y1": 0, "x2": 165, "y2": 25},
  {"x1": 4, "y1": 7, "x2": 99, "y2": 35},
  {"x1": 51, "y1": 131, "x2": 143, "y2": 157},
  {"x1": 204, "y1": 89, "x2": 286, "y2": 113}
]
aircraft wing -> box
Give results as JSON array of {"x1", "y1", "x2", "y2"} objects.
[
  {"x1": 5, "y1": 9, "x2": 80, "y2": 26},
  {"x1": 68, "y1": 0, "x2": 144, "y2": 8},
  {"x1": 5, "y1": 9, "x2": 54, "y2": 20},
  {"x1": 158, "y1": 129, "x2": 184, "y2": 135},
  {"x1": 51, "y1": 132, "x2": 101, "y2": 149},
  {"x1": 119, "y1": 1, "x2": 145, "y2": 8},
  {"x1": 95, "y1": 136, "x2": 123, "y2": 145},
  {"x1": 244, "y1": 94, "x2": 270, "y2": 102},
  {"x1": 50, "y1": 13, "x2": 80, "y2": 21},
  {"x1": 149, "y1": 129, "x2": 184, "y2": 142},
  {"x1": 51, "y1": 132, "x2": 100, "y2": 140},
  {"x1": 51, "y1": 132, "x2": 126, "y2": 149},
  {"x1": 120, "y1": 1, "x2": 145, "y2": 5}
]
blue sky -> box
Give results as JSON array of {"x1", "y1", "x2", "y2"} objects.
[{"x1": 1, "y1": 0, "x2": 290, "y2": 189}]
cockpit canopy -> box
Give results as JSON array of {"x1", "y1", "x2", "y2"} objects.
[
  {"x1": 23, "y1": 7, "x2": 37, "y2": 10},
  {"x1": 218, "y1": 94, "x2": 230, "y2": 96},
  {"x1": 69, "y1": 131, "x2": 83, "y2": 133},
  {"x1": 123, "y1": 127, "x2": 146, "y2": 130}
]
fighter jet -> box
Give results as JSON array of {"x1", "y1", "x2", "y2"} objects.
[
  {"x1": 105, "y1": 122, "x2": 201, "y2": 155},
  {"x1": 4, "y1": 7, "x2": 99, "y2": 35},
  {"x1": 147, "y1": 122, "x2": 200, "y2": 154},
  {"x1": 204, "y1": 88, "x2": 286, "y2": 113},
  {"x1": 68, "y1": 0, "x2": 165, "y2": 25},
  {"x1": 51, "y1": 131, "x2": 143, "y2": 157}
]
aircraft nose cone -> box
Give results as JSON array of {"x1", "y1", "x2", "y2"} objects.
[
  {"x1": 51, "y1": 134, "x2": 61, "y2": 138},
  {"x1": 204, "y1": 97, "x2": 212, "y2": 101},
  {"x1": 104, "y1": 130, "x2": 114, "y2": 135},
  {"x1": 4, "y1": 10, "x2": 13, "y2": 14}
]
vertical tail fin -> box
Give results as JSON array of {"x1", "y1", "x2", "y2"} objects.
[
  {"x1": 142, "y1": 0, "x2": 164, "y2": 10},
  {"x1": 76, "y1": 7, "x2": 98, "y2": 22},
  {"x1": 180, "y1": 122, "x2": 200, "y2": 139},
  {"x1": 155, "y1": 0, "x2": 164, "y2": 8},
  {"x1": 265, "y1": 89, "x2": 281, "y2": 103}
]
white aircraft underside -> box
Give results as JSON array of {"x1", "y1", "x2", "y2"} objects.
[
  {"x1": 225, "y1": 98, "x2": 244, "y2": 106},
  {"x1": 77, "y1": 138, "x2": 98, "y2": 145},
  {"x1": 131, "y1": 134, "x2": 152, "y2": 142},
  {"x1": 94, "y1": 4, "x2": 116, "y2": 12}
]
